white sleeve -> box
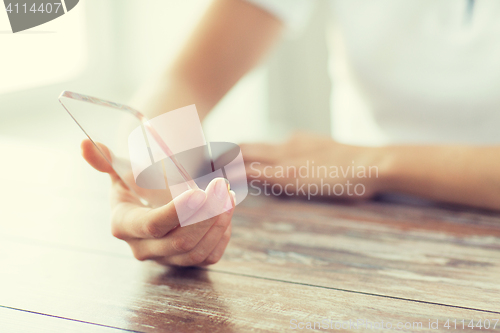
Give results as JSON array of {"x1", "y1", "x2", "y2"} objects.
[{"x1": 243, "y1": 0, "x2": 316, "y2": 33}]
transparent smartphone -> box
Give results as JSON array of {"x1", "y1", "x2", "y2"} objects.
[
  {"x1": 60, "y1": 91, "x2": 248, "y2": 226},
  {"x1": 59, "y1": 91, "x2": 200, "y2": 208}
]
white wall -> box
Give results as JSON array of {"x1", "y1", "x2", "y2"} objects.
[{"x1": 0, "y1": 0, "x2": 330, "y2": 145}]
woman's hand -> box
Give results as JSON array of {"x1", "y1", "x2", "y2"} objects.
[
  {"x1": 241, "y1": 133, "x2": 389, "y2": 200},
  {"x1": 81, "y1": 139, "x2": 233, "y2": 266},
  {"x1": 241, "y1": 133, "x2": 500, "y2": 210}
]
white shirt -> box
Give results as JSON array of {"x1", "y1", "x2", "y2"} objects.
[{"x1": 245, "y1": 0, "x2": 500, "y2": 146}]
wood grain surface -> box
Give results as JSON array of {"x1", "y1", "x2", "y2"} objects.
[
  {"x1": 0, "y1": 238, "x2": 498, "y2": 332},
  {"x1": 1, "y1": 142, "x2": 499, "y2": 332},
  {"x1": 216, "y1": 196, "x2": 500, "y2": 312}
]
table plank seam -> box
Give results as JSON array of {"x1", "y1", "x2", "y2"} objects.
[
  {"x1": 4, "y1": 234, "x2": 499, "y2": 315},
  {"x1": 4, "y1": 232, "x2": 499, "y2": 316},
  {"x1": 0, "y1": 305, "x2": 144, "y2": 333},
  {"x1": 204, "y1": 268, "x2": 500, "y2": 315}
]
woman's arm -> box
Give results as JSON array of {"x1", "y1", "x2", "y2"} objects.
[
  {"x1": 241, "y1": 133, "x2": 500, "y2": 210},
  {"x1": 383, "y1": 145, "x2": 500, "y2": 210},
  {"x1": 80, "y1": 0, "x2": 283, "y2": 266},
  {"x1": 132, "y1": 0, "x2": 283, "y2": 120}
]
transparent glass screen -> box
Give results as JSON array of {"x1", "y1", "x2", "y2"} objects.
[{"x1": 59, "y1": 91, "x2": 248, "y2": 226}]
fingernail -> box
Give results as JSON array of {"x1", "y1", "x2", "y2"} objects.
[
  {"x1": 223, "y1": 198, "x2": 233, "y2": 212},
  {"x1": 187, "y1": 190, "x2": 206, "y2": 210},
  {"x1": 223, "y1": 190, "x2": 234, "y2": 211},
  {"x1": 215, "y1": 178, "x2": 230, "y2": 200}
]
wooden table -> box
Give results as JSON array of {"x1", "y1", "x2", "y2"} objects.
[{"x1": 1, "y1": 141, "x2": 500, "y2": 332}]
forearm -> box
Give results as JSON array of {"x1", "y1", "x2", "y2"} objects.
[
  {"x1": 379, "y1": 145, "x2": 500, "y2": 210},
  {"x1": 131, "y1": 0, "x2": 283, "y2": 121}
]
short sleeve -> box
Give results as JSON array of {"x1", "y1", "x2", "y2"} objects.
[{"x1": 243, "y1": 0, "x2": 316, "y2": 34}]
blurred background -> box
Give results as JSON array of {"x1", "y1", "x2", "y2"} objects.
[
  {"x1": 0, "y1": 0, "x2": 331, "y2": 143},
  {"x1": 0, "y1": 0, "x2": 330, "y2": 253}
]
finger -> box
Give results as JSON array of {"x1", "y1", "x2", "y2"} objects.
[
  {"x1": 130, "y1": 178, "x2": 232, "y2": 259},
  {"x1": 245, "y1": 162, "x2": 310, "y2": 196},
  {"x1": 80, "y1": 139, "x2": 117, "y2": 175},
  {"x1": 179, "y1": 177, "x2": 233, "y2": 227},
  {"x1": 245, "y1": 162, "x2": 284, "y2": 181},
  {"x1": 81, "y1": 140, "x2": 132, "y2": 205},
  {"x1": 200, "y1": 223, "x2": 232, "y2": 266},
  {"x1": 240, "y1": 142, "x2": 283, "y2": 164},
  {"x1": 163, "y1": 207, "x2": 233, "y2": 266},
  {"x1": 111, "y1": 188, "x2": 207, "y2": 240}
]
